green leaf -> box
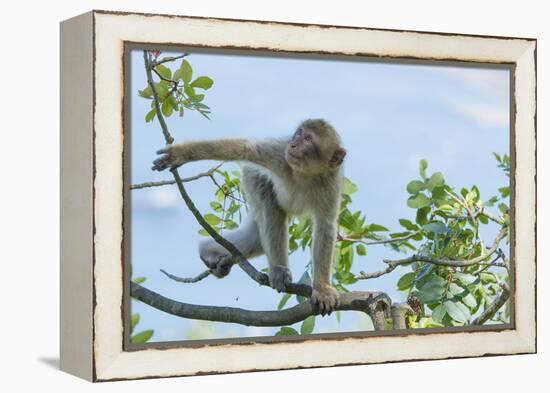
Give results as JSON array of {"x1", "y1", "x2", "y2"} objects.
[
  {"x1": 138, "y1": 86, "x2": 153, "y2": 98},
  {"x1": 161, "y1": 99, "x2": 173, "y2": 117},
  {"x1": 480, "y1": 272, "x2": 497, "y2": 283},
  {"x1": 416, "y1": 206, "x2": 430, "y2": 225},
  {"x1": 198, "y1": 228, "x2": 209, "y2": 236},
  {"x1": 132, "y1": 277, "x2": 146, "y2": 284},
  {"x1": 399, "y1": 219, "x2": 418, "y2": 231},
  {"x1": 298, "y1": 270, "x2": 312, "y2": 286},
  {"x1": 416, "y1": 276, "x2": 446, "y2": 304},
  {"x1": 224, "y1": 220, "x2": 238, "y2": 230},
  {"x1": 356, "y1": 244, "x2": 366, "y2": 256},
  {"x1": 296, "y1": 270, "x2": 312, "y2": 303},
  {"x1": 448, "y1": 283, "x2": 465, "y2": 296},
  {"x1": 456, "y1": 301, "x2": 472, "y2": 319},
  {"x1": 397, "y1": 272, "x2": 416, "y2": 291},
  {"x1": 180, "y1": 59, "x2": 193, "y2": 83},
  {"x1": 426, "y1": 172, "x2": 444, "y2": 191},
  {"x1": 407, "y1": 193, "x2": 431, "y2": 209},
  {"x1": 418, "y1": 317, "x2": 445, "y2": 328},
  {"x1": 184, "y1": 85, "x2": 196, "y2": 97},
  {"x1": 471, "y1": 185, "x2": 481, "y2": 201},
  {"x1": 366, "y1": 224, "x2": 389, "y2": 232},
  {"x1": 190, "y1": 76, "x2": 214, "y2": 90},
  {"x1": 423, "y1": 221, "x2": 448, "y2": 234},
  {"x1": 155, "y1": 81, "x2": 169, "y2": 98},
  {"x1": 406, "y1": 180, "x2": 426, "y2": 194},
  {"x1": 454, "y1": 272, "x2": 477, "y2": 285},
  {"x1": 415, "y1": 264, "x2": 434, "y2": 281},
  {"x1": 343, "y1": 178, "x2": 358, "y2": 195},
  {"x1": 209, "y1": 201, "x2": 223, "y2": 212},
  {"x1": 130, "y1": 329, "x2": 154, "y2": 344},
  {"x1": 444, "y1": 301, "x2": 468, "y2": 323},
  {"x1": 419, "y1": 159, "x2": 428, "y2": 179},
  {"x1": 275, "y1": 327, "x2": 299, "y2": 336},
  {"x1": 461, "y1": 292, "x2": 477, "y2": 308},
  {"x1": 130, "y1": 313, "x2": 140, "y2": 334},
  {"x1": 431, "y1": 303, "x2": 446, "y2": 323},
  {"x1": 431, "y1": 185, "x2": 447, "y2": 201},
  {"x1": 300, "y1": 316, "x2": 315, "y2": 335},
  {"x1": 277, "y1": 293, "x2": 292, "y2": 310},
  {"x1": 190, "y1": 94, "x2": 205, "y2": 103},
  {"x1": 203, "y1": 214, "x2": 221, "y2": 226},
  {"x1": 498, "y1": 187, "x2": 510, "y2": 198},
  {"x1": 145, "y1": 108, "x2": 156, "y2": 122},
  {"x1": 155, "y1": 64, "x2": 171, "y2": 80}
]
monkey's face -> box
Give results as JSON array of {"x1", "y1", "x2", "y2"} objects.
[{"x1": 285, "y1": 126, "x2": 346, "y2": 174}]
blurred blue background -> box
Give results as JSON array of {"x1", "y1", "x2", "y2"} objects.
[{"x1": 129, "y1": 49, "x2": 509, "y2": 342}]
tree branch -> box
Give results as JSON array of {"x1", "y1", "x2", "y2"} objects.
[
  {"x1": 131, "y1": 281, "x2": 391, "y2": 328},
  {"x1": 383, "y1": 226, "x2": 508, "y2": 268},
  {"x1": 391, "y1": 303, "x2": 416, "y2": 330},
  {"x1": 470, "y1": 283, "x2": 510, "y2": 325}
]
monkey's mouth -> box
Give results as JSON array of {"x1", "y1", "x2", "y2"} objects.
[{"x1": 287, "y1": 151, "x2": 303, "y2": 160}]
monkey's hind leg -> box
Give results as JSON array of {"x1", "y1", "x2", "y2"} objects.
[
  {"x1": 199, "y1": 218, "x2": 263, "y2": 278},
  {"x1": 241, "y1": 166, "x2": 292, "y2": 292}
]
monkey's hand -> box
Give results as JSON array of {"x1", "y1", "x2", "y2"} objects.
[
  {"x1": 311, "y1": 284, "x2": 340, "y2": 316},
  {"x1": 152, "y1": 146, "x2": 184, "y2": 171},
  {"x1": 200, "y1": 249, "x2": 234, "y2": 278},
  {"x1": 268, "y1": 265, "x2": 293, "y2": 293}
]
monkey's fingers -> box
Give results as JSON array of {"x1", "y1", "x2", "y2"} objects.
[
  {"x1": 151, "y1": 156, "x2": 170, "y2": 171},
  {"x1": 156, "y1": 147, "x2": 169, "y2": 155}
]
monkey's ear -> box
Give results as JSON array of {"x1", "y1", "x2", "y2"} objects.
[{"x1": 329, "y1": 147, "x2": 346, "y2": 167}]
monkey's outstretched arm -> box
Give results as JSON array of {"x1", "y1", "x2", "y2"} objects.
[{"x1": 152, "y1": 139, "x2": 289, "y2": 173}]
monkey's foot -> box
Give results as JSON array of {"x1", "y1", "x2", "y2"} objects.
[
  {"x1": 268, "y1": 266, "x2": 293, "y2": 292},
  {"x1": 200, "y1": 251, "x2": 233, "y2": 278},
  {"x1": 311, "y1": 285, "x2": 340, "y2": 316}
]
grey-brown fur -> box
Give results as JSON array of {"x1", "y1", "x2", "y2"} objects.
[{"x1": 153, "y1": 119, "x2": 346, "y2": 315}]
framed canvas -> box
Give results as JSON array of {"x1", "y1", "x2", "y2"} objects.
[{"x1": 60, "y1": 10, "x2": 537, "y2": 382}]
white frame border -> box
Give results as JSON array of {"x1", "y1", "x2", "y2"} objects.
[{"x1": 91, "y1": 11, "x2": 536, "y2": 381}]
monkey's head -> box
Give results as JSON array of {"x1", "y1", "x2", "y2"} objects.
[{"x1": 285, "y1": 119, "x2": 346, "y2": 175}]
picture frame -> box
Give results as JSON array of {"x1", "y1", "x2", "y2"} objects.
[{"x1": 60, "y1": 10, "x2": 537, "y2": 381}]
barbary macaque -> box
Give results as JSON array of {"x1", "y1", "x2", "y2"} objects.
[{"x1": 153, "y1": 119, "x2": 346, "y2": 315}]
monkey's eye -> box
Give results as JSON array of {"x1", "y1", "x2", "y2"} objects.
[{"x1": 304, "y1": 134, "x2": 313, "y2": 142}]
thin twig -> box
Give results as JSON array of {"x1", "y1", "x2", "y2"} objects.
[
  {"x1": 384, "y1": 226, "x2": 508, "y2": 268},
  {"x1": 152, "y1": 53, "x2": 189, "y2": 67},
  {"x1": 358, "y1": 265, "x2": 397, "y2": 280},
  {"x1": 144, "y1": 51, "x2": 174, "y2": 144},
  {"x1": 341, "y1": 230, "x2": 421, "y2": 246},
  {"x1": 131, "y1": 163, "x2": 223, "y2": 190},
  {"x1": 153, "y1": 67, "x2": 180, "y2": 84},
  {"x1": 160, "y1": 269, "x2": 211, "y2": 283}
]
